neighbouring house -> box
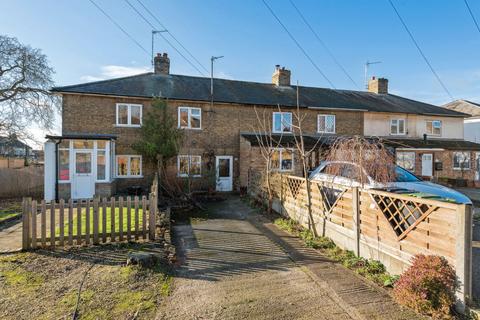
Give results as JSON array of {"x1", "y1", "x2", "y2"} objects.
[
  {"x1": 443, "y1": 99, "x2": 480, "y2": 144},
  {"x1": 0, "y1": 135, "x2": 33, "y2": 168},
  {"x1": 44, "y1": 53, "x2": 480, "y2": 200}
]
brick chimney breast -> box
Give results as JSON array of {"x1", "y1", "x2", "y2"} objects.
[
  {"x1": 368, "y1": 76, "x2": 388, "y2": 94},
  {"x1": 272, "y1": 65, "x2": 291, "y2": 86},
  {"x1": 154, "y1": 52, "x2": 170, "y2": 74}
]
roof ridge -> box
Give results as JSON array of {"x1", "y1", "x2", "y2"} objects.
[{"x1": 52, "y1": 72, "x2": 153, "y2": 90}]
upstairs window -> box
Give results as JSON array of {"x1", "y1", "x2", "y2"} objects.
[
  {"x1": 317, "y1": 115, "x2": 335, "y2": 133},
  {"x1": 116, "y1": 103, "x2": 142, "y2": 127},
  {"x1": 426, "y1": 120, "x2": 442, "y2": 136},
  {"x1": 273, "y1": 112, "x2": 292, "y2": 133},
  {"x1": 453, "y1": 152, "x2": 470, "y2": 170},
  {"x1": 178, "y1": 107, "x2": 201, "y2": 129},
  {"x1": 390, "y1": 119, "x2": 406, "y2": 135},
  {"x1": 177, "y1": 155, "x2": 202, "y2": 177},
  {"x1": 270, "y1": 148, "x2": 294, "y2": 171}
]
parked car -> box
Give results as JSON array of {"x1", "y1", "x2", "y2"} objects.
[{"x1": 309, "y1": 161, "x2": 472, "y2": 204}]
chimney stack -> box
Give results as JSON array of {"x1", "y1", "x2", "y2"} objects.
[
  {"x1": 272, "y1": 65, "x2": 291, "y2": 86},
  {"x1": 368, "y1": 76, "x2": 388, "y2": 94},
  {"x1": 154, "y1": 52, "x2": 170, "y2": 74}
]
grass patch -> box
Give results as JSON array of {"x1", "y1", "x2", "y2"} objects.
[
  {"x1": 0, "y1": 201, "x2": 22, "y2": 222},
  {"x1": 273, "y1": 217, "x2": 398, "y2": 288},
  {"x1": 55, "y1": 207, "x2": 144, "y2": 236}
]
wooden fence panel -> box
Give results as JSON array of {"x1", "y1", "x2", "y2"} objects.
[{"x1": 22, "y1": 184, "x2": 159, "y2": 250}]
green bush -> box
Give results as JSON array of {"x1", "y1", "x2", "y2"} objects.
[{"x1": 393, "y1": 254, "x2": 458, "y2": 318}]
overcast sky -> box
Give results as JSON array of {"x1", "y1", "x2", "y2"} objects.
[{"x1": 2, "y1": 0, "x2": 480, "y2": 146}]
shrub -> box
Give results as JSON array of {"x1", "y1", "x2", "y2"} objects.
[{"x1": 393, "y1": 254, "x2": 458, "y2": 318}]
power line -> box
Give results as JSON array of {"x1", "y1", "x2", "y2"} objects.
[
  {"x1": 123, "y1": 0, "x2": 206, "y2": 76},
  {"x1": 288, "y1": 0, "x2": 360, "y2": 89},
  {"x1": 464, "y1": 0, "x2": 480, "y2": 35},
  {"x1": 88, "y1": 0, "x2": 149, "y2": 57},
  {"x1": 388, "y1": 0, "x2": 453, "y2": 100},
  {"x1": 136, "y1": 0, "x2": 209, "y2": 74},
  {"x1": 261, "y1": 0, "x2": 336, "y2": 89}
]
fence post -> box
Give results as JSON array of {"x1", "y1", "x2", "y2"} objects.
[
  {"x1": 352, "y1": 187, "x2": 360, "y2": 256},
  {"x1": 280, "y1": 174, "x2": 284, "y2": 216},
  {"x1": 22, "y1": 197, "x2": 31, "y2": 250},
  {"x1": 455, "y1": 204, "x2": 473, "y2": 313},
  {"x1": 149, "y1": 193, "x2": 156, "y2": 240}
]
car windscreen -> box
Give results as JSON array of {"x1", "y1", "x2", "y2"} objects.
[{"x1": 394, "y1": 166, "x2": 421, "y2": 182}]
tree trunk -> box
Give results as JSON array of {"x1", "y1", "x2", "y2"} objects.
[
  {"x1": 157, "y1": 154, "x2": 164, "y2": 200},
  {"x1": 303, "y1": 159, "x2": 317, "y2": 237}
]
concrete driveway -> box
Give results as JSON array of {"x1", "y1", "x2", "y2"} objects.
[{"x1": 157, "y1": 196, "x2": 420, "y2": 320}]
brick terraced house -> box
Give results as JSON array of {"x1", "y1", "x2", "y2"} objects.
[{"x1": 43, "y1": 53, "x2": 480, "y2": 200}]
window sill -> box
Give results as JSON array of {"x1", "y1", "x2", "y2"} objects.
[
  {"x1": 178, "y1": 127, "x2": 202, "y2": 130},
  {"x1": 390, "y1": 133, "x2": 406, "y2": 136},
  {"x1": 453, "y1": 168, "x2": 470, "y2": 171},
  {"x1": 115, "y1": 124, "x2": 142, "y2": 128},
  {"x1": 177, "y1": 175, "x2": 202, "y2": 178},
  {"x1": 272, "y1": 131, "x2": 293, "y2": 134},
  {"x1": 317, "y1": 131, "x2": 336, "y2": 134},
  {"x1": 116, "y1": 175, "x2": 144, "y2": 179}
]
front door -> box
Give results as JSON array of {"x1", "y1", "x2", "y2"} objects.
[
  {"x1": 72, "y1": 150, "x2": 95, "y2": 199},
  {"x1": 216, "y1": 156, "x2": 233, "y2": 192},
  {"x1": 421, "y1": 153, "x2": 433, "y2": 177}
]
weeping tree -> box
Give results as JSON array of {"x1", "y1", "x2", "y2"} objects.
[
  {"x1": 325, "y1": 136, "x2": 396, "y2": 186},
  {"x1": 133, "y1": 98, "x2": 183, "y2": 191}
]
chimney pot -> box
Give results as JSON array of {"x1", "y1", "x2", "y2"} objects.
[
  {"x1": 154, "y1": 52, "x2": 170, "y2": 74},
  {"x1": 272, "y1": 65, "x2": 291, "y2": 86},
  {"x1": 368, "y1": 76, "x2": 388, "y2": 94}
]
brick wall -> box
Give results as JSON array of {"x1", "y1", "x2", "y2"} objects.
[{"x1": 61, "y1": 94, "x2": 364, "y2": 192}]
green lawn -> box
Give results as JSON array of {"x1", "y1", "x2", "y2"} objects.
[
  {"x1": 0, "y1": 201, "x2": 22, "y2": 222},
  {"x1": 55, "y1": 207, "x2": 145, "y2": 236}
]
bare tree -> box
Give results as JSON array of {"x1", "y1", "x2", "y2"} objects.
[
  {"x1": 0, "y1": 35, "x2": 58, "y2": 138},
  {"x1": 325, "y1": 136, "x2": 396, "y2": 186},
  {"x1": 289, "y1": 85, "x2": 324, "y2": 236},
  {"x1": 251, "y1": 106, "x2": 283, "y2": 214}
]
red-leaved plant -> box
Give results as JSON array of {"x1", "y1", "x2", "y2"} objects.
[{"x1": 393, "y1": 254, "x2": 458, "y2": 318}]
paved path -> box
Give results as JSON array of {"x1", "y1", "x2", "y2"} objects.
[
  {"x1": 157, "y1": 197, "x2": 420, "y2": 320},
  {"x1": 0, "y1": 219, "x2": 22, "y2": 253}
]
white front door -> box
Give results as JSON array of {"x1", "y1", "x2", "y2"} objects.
[
  {"x1": 216, "y1": 156, "x2": 233, "y2": 192},
  {"x1": 72, "y1": 150, "x2": 95, "y2": 199},
  {"x1": 421, "y1": 153, "x2": 433, "y2": 177}
]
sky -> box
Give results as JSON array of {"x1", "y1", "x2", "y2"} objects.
[{"x1": 2, "y1": 0, "x2": 480, "y2": 146}]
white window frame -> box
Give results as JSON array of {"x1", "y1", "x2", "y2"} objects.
[
  {"x1": 272, "y1": 112, "x2": 293, "y2": 133},
  {"x1": 270, "y1": 148, "x2": 294, "y2": 172},
  {"x1": 453, "y1": 151, "x2": 471, "y2": 170},
  {"x1": 178, "y1": 107, "x2": 202, "y2": 130},
  {"x1": 115, "y1": 103, "x2": 143, "y2": 127},
  {"x1": 95, "y1": 141, "x2": 110, "y2": 182},
  {"x1": 317, "y1": 114, "x2": 336, "y2": 134},
  {"x1": 116, "y1": 155, "x2": 143, "y2": 178},
  {"x1": 396, "y1": 151, "x2": 415, "y2": 171},
  {"x1": 390, "y1": 119, "x2": 406, "y2": 135},
  {"x1": 177, "y1": 155, "x2": 202, "y2": 177},
  {"x1": 426, "y1": 120, "x2": 442, "y2": 136}
]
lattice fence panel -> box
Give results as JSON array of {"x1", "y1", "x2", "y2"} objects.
[
  {"x1": 287, "y1": 177, "x2": 304, "y2": 199},
  {"x1": 371, "y1": 193, "x2": 439, "y2": 240}
]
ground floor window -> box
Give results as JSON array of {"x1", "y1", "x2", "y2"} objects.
[
  {"x1": 453, "y1": 152, "x2": 470, "y2": 170},
  {"x1": 58, "y1": 149, "x2": 70, "y2": 181},
  {"x1": 177, "y1": 155, "x2": 201, "y2": 177},
  {"x1": 116, "y1": 155, "x2": 142, "y2": 177},
  {"x1": 270, "y1": 148, "x2": 294, "y2": 172},
  {"x1": 396, "y1": 152, "x2": 415, "y2": 172}
]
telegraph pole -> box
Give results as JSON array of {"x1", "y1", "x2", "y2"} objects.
[
  {"x1": 210, "y1": 55, "x2": 224, "y2": 108},
  {"x1": 151, "y1": 30, "x2": 167, "y2": 66}
]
